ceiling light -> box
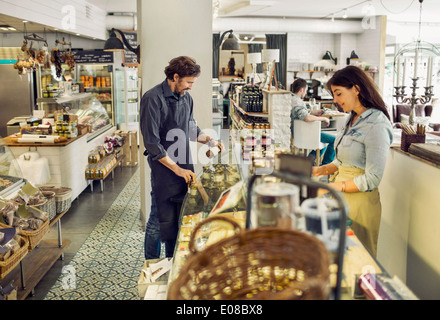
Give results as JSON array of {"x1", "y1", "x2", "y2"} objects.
[
  {"x1": 342, "y1": 9, "x2": 348, "y2": 19},
  {"x1": 0, "y1": 25, "x2": 16, "y2": 31}
]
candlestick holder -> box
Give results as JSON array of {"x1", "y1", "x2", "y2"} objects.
[{"x1": 393, "y1": 77, "x2": 434, "y2": 125}]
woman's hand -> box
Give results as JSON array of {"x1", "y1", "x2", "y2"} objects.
[{"x1": 312, "y1": 166, "x2": 325, "y2": 177}]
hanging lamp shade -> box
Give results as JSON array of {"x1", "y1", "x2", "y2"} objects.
[
  {"x1": 104, "y1": 30, "x2": 125, "y2": 51},
  {"x1": 261, "y1": 49, "x2": 280, "y2": 63},
  {"x1": 221, "y1": 33, "x2": 240, "y2": 50},
  {"x1": 247, "y1": 52, "x2": 261, "y2": 64},
  {"x1": 322, "y1": 50, "x2": 337, "y2": 65},
  {"x1": 349, "y1": 50, "x2": 359, "y2": 60}
]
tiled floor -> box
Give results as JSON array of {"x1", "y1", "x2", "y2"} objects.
[{"x1": 26, "y1": 165, "x2": 142, "y2": 300}]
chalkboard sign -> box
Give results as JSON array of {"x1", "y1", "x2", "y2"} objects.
[
  {"x1": 119, "y1": 30, "x2": 138, "y2": 66},
  {"x1": 73, "y1": 50, "x2": 114, "y2": 64}
]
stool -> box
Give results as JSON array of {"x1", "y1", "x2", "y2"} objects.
[{"x1": 292, "y1": 120, "x2": 326, "y2": 166}]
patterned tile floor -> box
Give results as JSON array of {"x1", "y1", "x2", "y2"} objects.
[{"x1": 44, "y1": 167, "x2": 146, "y2": 300}]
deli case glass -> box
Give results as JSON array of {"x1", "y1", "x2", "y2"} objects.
[
  {"x1": 77, "y1": 64, "x2": 114, "y2": 125},
  {"x1": 114, "y1": 67, "x2": 139, "y2": 131},
  {"x1": 37, "y1": 93, "x2": 111, "y2": 141},
  {"x1": 0, "y1": 138, "x2": 25, "y2": 199}
]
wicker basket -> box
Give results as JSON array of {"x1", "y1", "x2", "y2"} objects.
[
  {"x1": 167, "y1": 216, "x2": 330, "y2": 300},
  {"x1": 401, "y1": 132, "x2": 425, "y2": 152},
  {"x1": 18, "y1": 206, "x2": 50, "y2": 252},
  {"x1": 37, "y1": 191, "x2": 56, "y2": 220},
  {"x1": 0, "y1": 235, "x2": 29, "y2": 280},
  {"x1": 40, "y1": 187, "x2": 72, "y2": 214},
  {"x1": 1, "y1": 206, "x2": 50, "y2": 252}
]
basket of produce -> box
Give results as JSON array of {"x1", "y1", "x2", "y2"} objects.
[
  {"x1": 39, "y1": 187, "x2": 72, "y2": 214},
  {"x1": 0, "y1": 227, "x2": 29, "y2": 280},
  {"x1": 12, "y1": 183, "x2": 57, "y2": 220},
  {"x1": 167, "y1": 215, "x2": 330, "y2": 300},
  {"x1": 0, "y1": 200, "x2": 50, "y2": 252}
]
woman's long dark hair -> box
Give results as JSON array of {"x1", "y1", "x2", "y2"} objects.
[{"x1": 326, "y1": 66, "x2": 391, "y2": 120}]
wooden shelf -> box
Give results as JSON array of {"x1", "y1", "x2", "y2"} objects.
[
  {"x1": 288, "y1": 70, "x2": 377, "y2": 79},
  {"x1": 0, "y1": 209, "x2": 70, "y2": 300},
  {"x1": 231, "y1": 99, "x2": 269, "y2": 118},
  {"x1": 0, "y1": 239, "x2": 70, "y2": 300}
]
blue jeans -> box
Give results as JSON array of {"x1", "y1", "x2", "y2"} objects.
[
  {"x1": 144, "y1": 190, "x2": 176, "y2": 259},
  {"x1": 309, "y1": 132, "x2": 336, "y2": 165}
]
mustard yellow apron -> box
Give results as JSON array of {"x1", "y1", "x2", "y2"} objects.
[{"x1": 332, "y1": 166, "x2": 381, "y2": 257}]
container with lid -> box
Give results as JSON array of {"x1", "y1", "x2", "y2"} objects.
[{"x1": 253, "y1": 182, "x2": 300, "y2": 230}]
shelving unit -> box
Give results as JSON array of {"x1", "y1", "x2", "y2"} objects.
[
  {"x1": 288, "y1": 69, "x2": 377, "y2": 80},
  {"x1": 0, "y1": 209, "x2": 70, "y2": 300}
]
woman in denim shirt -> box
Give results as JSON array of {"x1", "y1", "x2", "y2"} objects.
[{"x1": 312, "y1": 66, "x2": 393, "y2": 256}]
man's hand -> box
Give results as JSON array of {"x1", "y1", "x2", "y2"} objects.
[
  {"x1": 158, "y1": 156, "x2": 196, "y2": 184},
  {"x1": 321, "y1": 117, "x2": 330, "y2": 127},
  {"x1": 209, "y1": 140, "x2": 225, "y2": 153},
  {"x1": 175, "y1": 167, "x2": 197, "y2": 184}
]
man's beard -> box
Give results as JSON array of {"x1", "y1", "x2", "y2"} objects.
[{"x1": 174, "y1": 79, "x2": 188, "y2": 97}]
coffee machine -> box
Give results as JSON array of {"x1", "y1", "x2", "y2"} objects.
[{"x1": 302, "y1": 79, "x2": 320, "y2": 101}]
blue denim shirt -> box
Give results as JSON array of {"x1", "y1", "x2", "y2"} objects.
[
  {"x1": 290, "y1": 93, "x2": 310, "y2": 139},
  {"x1": 332, "y1": 108, "x2": 393, "y2": 192},
  {"x1": 139, "y1": 79, "x2": 202, "y2": 166}
]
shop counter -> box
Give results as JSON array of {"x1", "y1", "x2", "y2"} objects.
[
  {"x1": 139, "y1": 142, "x2": 414, "y2": 300},
  {"x1": 378, "y1": 142, "x2": 440, "y2": 299},
  {"x1": 2, "y1": 126, "x2": 116, "y2": 200}
]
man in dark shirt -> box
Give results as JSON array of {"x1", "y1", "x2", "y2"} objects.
[{"x1": 140, "y1": 56, "x2": 222, "y2": 259}]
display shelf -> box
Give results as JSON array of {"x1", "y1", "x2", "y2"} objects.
[
  {"x1": 231, "y1": 99, "x2": 268, "y2": 118},
  {"x1": 288, "y1": 69, "x2": 377, "y2": 80},
  {"x1": 87, "y1": 153, "x2": 125, "y2": 192},
  {"x1": 0, "y1": 239, "x2": 70, "y2": 300},
  {"x1": 0, "y1": 207, "x2": 70, "y2": 300}
]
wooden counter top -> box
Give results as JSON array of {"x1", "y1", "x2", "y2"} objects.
[
  {"x1": 391, "y1": 144, "x2": 440, "y2": 170},
  {"x1": 2, "y1": 134, "x2": 85, "y2": 147}
]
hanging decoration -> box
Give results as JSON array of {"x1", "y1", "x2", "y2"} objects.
[{"x1": 393, "y1": 0, "x2": 438, "y2": 125}]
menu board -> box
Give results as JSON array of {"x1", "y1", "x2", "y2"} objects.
[
  {"x1": 73, "y1": 50, "x2": 114, "y2": 64},
  {"x1": 119, "y1": 30, "x2": 138, "y2": 66}
]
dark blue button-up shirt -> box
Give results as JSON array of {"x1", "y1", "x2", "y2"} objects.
[{"x1": 140, "y1": 79, "x2": 202, "y2": 168}]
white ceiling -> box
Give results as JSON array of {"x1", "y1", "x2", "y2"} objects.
[
  {"x1": 0, "y1": 0, "x2": 438, "y2": 36},
  {"x1": 214, "y1": 0, "x2": 440, "y2": 23}
]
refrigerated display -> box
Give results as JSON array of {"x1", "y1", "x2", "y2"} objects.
[
  {"x1": 0, "y1": 62, "x2": 36, "y2": 137},
  {"x1": 114, "y1": 67, "x2": 139, "y2": 132},
  {"x1": 36, "y1": 64, "x2": 76, "y2": 100},
  {"x1": 77, "y1": 64, "x2": 114, "y2": 126}
]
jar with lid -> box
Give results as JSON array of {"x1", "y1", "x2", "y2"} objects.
[
  {"x1": 184, "y1": 181, "x2": 203, "y2": 215},
  {"x1": 211, "y1": 168, "x2": 226, "y2": 204}
]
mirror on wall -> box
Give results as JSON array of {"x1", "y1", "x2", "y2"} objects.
[{"x1": 219, "y1": 50, "x2": 245, "y2": 82}]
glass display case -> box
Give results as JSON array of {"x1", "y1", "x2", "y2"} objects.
[
  {"x1": 36, "y1": 64, "x2": 76, "y2": 100},
  {"x1": 37, "y1": 93, "x2": 111, "y2": 141},
  {"x1": 77, "y1": 64, "x2": 114, "y2": 125},
  {"x1": 114, "y1": 67, "x2": 139, "y2": 131},
  {"x1": 0, "y1": 138, "x2": 25, "y2": 198},
  {"x1": 168, "y1": 159, "x2": 246, "y2": 283}
]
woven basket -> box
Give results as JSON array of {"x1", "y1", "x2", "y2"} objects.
[
  {"x1": 401, "y1": 132, "x2": 425, "y2": 152},
  {"x1": 0, "y1": 235, "x2": 28, "y2": 280},
  {"x1": 18, "y1": 206, "x2": 50, "y2": 252},
  {"x1": 37, "y1": 191, "x2": 56, "y2": 220},
  {"x1": 1, "y1": 206, "x2": 50, "y2": 252},
  {"x1": 167, "y1": 216, "x2": 330, "y2": 300},
  {"x1": 40, "y1": 187, "x2": 72, "y2": 214}
]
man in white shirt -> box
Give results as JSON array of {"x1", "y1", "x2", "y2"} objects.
[{"x1": 290, "y1": 78, "x2": 335, "y2": 165}]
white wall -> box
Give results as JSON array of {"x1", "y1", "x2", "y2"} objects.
[
  {"x1": 0, "y1": 0, "x2": 107, "y2": 40},
  {"x1": 137, "y1": 0, "x2": 212, "y2": 226},
  {"x1": 0, "y1": 33, "x2": 104, "y2": 50}
]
